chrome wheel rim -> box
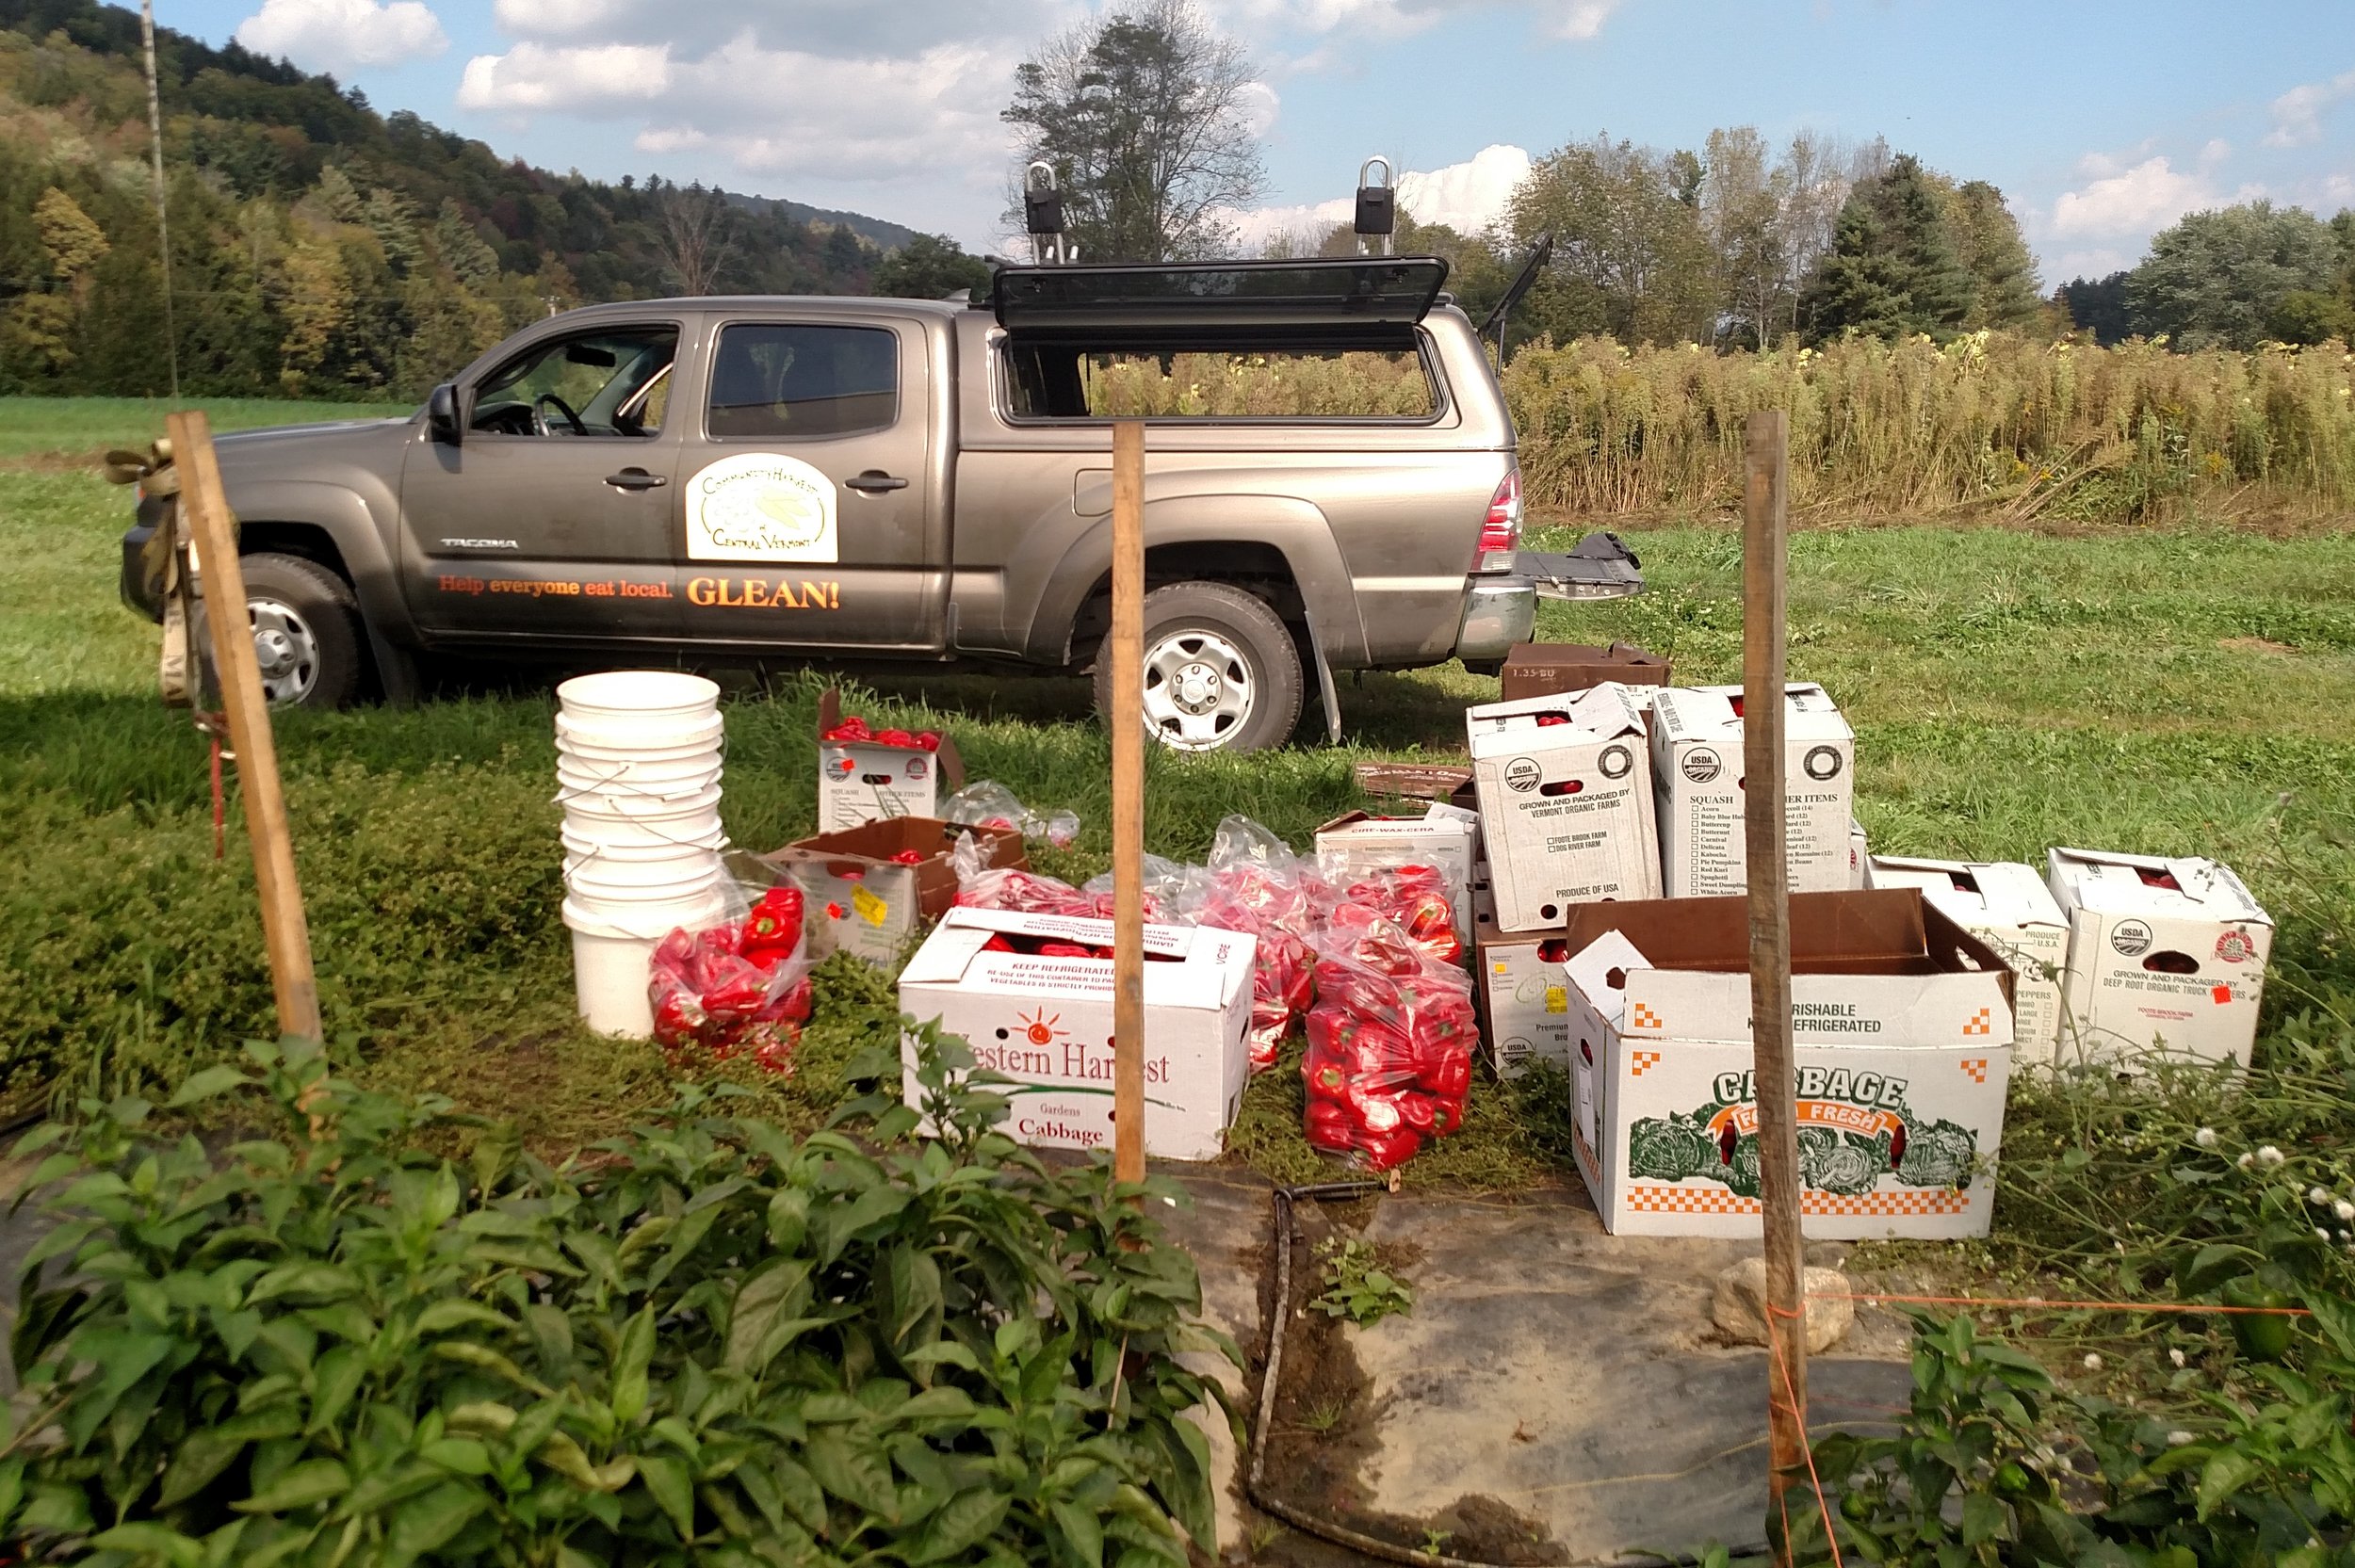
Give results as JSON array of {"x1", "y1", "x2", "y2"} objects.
[
  {"x1": 248, "y1": 597, "x2": 320, "y2": 703},
  {"x1": 1140, "y1": 629, "x2": 1254, "y2": 751}
]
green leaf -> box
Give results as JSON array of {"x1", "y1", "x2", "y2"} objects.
[
  {"x1": 89, "y1": 1522, "x2": 204, "y2": 1568},
  {"x1": 906, "y1": 1489, "x2": 1010, "y2": 1564},
  {"x1": 430, "y1": 1341, "x2": 553, "y2": 1396},
  {"x1": 233, "y1": 1458, "x2": 350, "y2": 1514},
  {"x1": 638, "y1": 1452, "x2": 698, "y2": 1540},
  {"x1": 159, "y1": 1430, "x2": 250, "y2": 1508},
  {"x1": 771, "y1": 1455, "x2": 829, "y2": 1534},
  {"x1": 902, "y1": 1341, "x2": 981, "y2": 1374},
  {"x1": 414, "y1": 1299, "x2": 512, "y2": 1337},
  {"x1": 1051, "y1": 1496, "x2": 1106, "y2": 1568},
  {"x1": 821, "y1": 1187, "x2": 912, "y2": 1264},
  {"x1": 806, "y1": 1431, "x2": 901, "y2": 1522},
  {"x1": 307, "y1": 1345, "x2": 367, "y2": 1435},
  {"x1": 386, "y1": 1479, "x2": 487, "y2": 1558},
  {"x1": 725, "y1": 1258, "x2": 814, "y2": 1374},
  {"x1": 612, "y1": 1305, "x2": 656, "y2": 1425},
  {"x1": 247, "y1": 1264, "x2": 360, "y2": 1307},
  {"x1": 1959, "y1": 1490, "x2": 2006, "y2": 1546},
  {"x1": 2196, "y1": 1447, "x2": 2264, "y2": 1521},
  {"x1": 168, "y1": 1066, "x2": 256, "y2": 1107},
  {"x1": 422, "y1": 1437, "x2": 492, "y2": 1476}
]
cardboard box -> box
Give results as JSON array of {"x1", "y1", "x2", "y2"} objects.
[
  {"x1": 1563, "y1": 889, "x2": 2016, "y2": 1239},
  {"x1": 1468, "y1": 683, "x2": 1662, "y2": 932},
  {"x1": 2045, "y1": 849, "x2": 2274, "y2": 1069},
  {"x1": 1313, "y1": 805, "x2": 1480, "y2": 938},
  {"x1": 1499, "y1": 641, "x2": 1672, "y2": 703},
  {"x1": 1471, "y1": 888, "x2": 1573, "y2": 1078},
  {"x1": 1866, "y1": 856, "x2": 2068, "y2": 1068},
  {"x1": 897, "y1": 908, "x2": 1257, "y2": 1160},
  {"x1": 762, "y1": 817, "x2": 1026, "y2": 965},
  {"x1": 1848, "y1": 818, "x2": 1870, "y2": 890},
  {"x1": 1648, "y1": 684, "x2": 1855, "y2": 898},
  {"x1": 1351, "y1": 761, "x2": 1473, "y2": 801},
  {"x1": 816, "y1": 688, "x2": 966, "y2": 831}
]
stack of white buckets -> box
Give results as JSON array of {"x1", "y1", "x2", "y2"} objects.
[{"x1": 555, "y1": 671, "x2": 731, "y2": 1037}]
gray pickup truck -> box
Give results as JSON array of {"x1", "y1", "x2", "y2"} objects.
[{"x1": 122, "y1": 256, "x2": 1637, "y2": 752}]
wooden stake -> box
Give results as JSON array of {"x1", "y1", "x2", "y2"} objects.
[
  {"x1": 1743, "y1": 408, "x2": 1807, "y2": 1549},
  {"x1": 171, "y1": 411, "x2": 322, "y2": 1043},
  {"x1": 1110, "y1": 419, "x2": 1146, "y2": 1188}
]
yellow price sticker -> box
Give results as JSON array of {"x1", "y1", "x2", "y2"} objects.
[
  {"x1": 1545, "y1": 985, "x2": 1567, "y2": 1013},
  {"x1": 852, "y1": 885, "x2": 890, "y2": 928}
]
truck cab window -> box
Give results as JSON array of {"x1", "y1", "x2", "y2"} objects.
[
  {"x1": 471, "y1": 326, "x2": 679, "y2": 438},
  {"x1": 706, "y1": 324, "x2": 898, "y2": 441}
]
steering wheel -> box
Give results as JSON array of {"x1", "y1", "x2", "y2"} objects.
[{"x1": 534, "y1": 393, "x2": 588, "y2": 436}]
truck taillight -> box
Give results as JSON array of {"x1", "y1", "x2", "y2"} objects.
[{"x1": 1475, "y1": 467, "x2": 1521, "y2": 569}]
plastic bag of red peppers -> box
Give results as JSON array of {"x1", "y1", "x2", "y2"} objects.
[
  {"x1": 1299, "y1": 905, "x2": 1478, "y2": 1170},
  {"x1": 647, "y1": 884, "x2": 815, "y2": 1077}
]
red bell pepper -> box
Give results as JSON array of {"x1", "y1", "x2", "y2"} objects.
[
  {"x1": 875, "y1": 728, "x2": 916, "y2": 749},
  {"x1": 890, "y1": 849, "x2": 926, "y2": 865},
  {"x1": 1357, "y1": 1125, "x2": 1421, "y2": 1171},
  {"x1": 1304, "y1": 1100, "x2": 1354, "y2": 1152},
  {"x1": 915, "y1": 731, "x2": 942, "y2": 752}
]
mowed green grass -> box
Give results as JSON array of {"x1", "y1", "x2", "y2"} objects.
[
  {"x1": 0, "y1": 394, "x2": 411, "y2": 461},
  {"x1": 4, "y1": 394, "x2": 2353, "y2": 1180}
]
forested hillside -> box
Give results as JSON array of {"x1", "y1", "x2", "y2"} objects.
[{"x1": 0, "y1": 0, "x2": 926, "y2": 400}]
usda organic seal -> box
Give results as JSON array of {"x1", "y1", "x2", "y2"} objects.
[{"x1": 687, "y1": 452, "x2": 838, "y2": 563}]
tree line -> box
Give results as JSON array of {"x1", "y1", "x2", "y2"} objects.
[
  {"x1": 1007, "y1": 4, "x2": 2355, "y2": 355},
  {"x1": 0, "y1": 0, "x2": 988, "y2": 400}
]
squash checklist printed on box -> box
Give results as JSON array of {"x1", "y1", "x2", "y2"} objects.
[
  {"x1": 1558, "y1": 887, "x2": 2018, "y2": 1241},
  {"x1": 1647, "y1": 683, "x2": 1855, "y2": 898}
]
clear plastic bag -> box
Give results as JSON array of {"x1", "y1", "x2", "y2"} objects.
[
  {"x1": 943, "y1": 781, "x2": 1081, "y2": 848},
  {"x1": 1333, "y1": 864, "x2": 1465, "y2": 966},
  {"x1": 648, "y1": 882, "x2": 813, "y2": 1078},
  {"x1": 1298, "y1": 909, "x2": 1478, "y2": 1171}
]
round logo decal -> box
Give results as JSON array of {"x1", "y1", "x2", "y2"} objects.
[
  {"x1": 905, "y1": 756, "x2": 929, "y2": 780},
  {"x1": 1600, "y1": 744, "x2": 1633, "y2": 780},
  {"x1": 2215, "y1": 929, "x2": 2255, "y2": 964},
  {"x1": 1681, "y1": 747, "x2": 1722, "y2": 784},
  {"x1": 686, "y1": 452, "x2": 839, "y2": 563},
  {"x1": 1503, "y1": 757, "x2": 1543, "y2": 793},
  {"x1": 1803, "y1": 745, "x2": 1844, "y2": 782},
  {"x1": 2110, "y1": 919, "x2": 2153, "y2": 958}
]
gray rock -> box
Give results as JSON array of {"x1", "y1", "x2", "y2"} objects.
[{"x1": 1711, "y1": 1255, "x2": 1856, "y2": 1353}]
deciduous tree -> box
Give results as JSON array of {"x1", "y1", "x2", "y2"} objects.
[
  {"x1": 1003, "y1": 0, "x2": 1267, "y2": 262},
  {"x1": 2127, "y1": 201, "x2": 2343, "y2": 349},
  {"x1": 1506, "y1": 134, "x2": 1715, "y2": 344},
  {"x1": 873, "y1": 233, "x2": 992, "y2": 299}
]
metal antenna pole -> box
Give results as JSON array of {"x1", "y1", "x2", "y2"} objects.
[{"x1": 140, "y1": 0, "x2": 180, "y2": 402}]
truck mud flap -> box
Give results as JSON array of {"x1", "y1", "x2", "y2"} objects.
[{"x1": 1516, "y1": 533, "x2": 1644, "y2": 601}]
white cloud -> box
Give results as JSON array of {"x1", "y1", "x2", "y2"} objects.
[
  {"x1": 1226, "y1": 143, "x2": 1532, "y2": 247},
  {"x1": 458, "y1": 41, "x2": 672, "y2": 111},
  {"x1": 2050, "y1": 155, "x2": 2219, "y2": 238},
  {"x1": 235, "y1": 0, "x2": 448, "y2": 73},
  {"x1": 460, "y1": 30, "x2": 1016, "y2": 186},
  {"x1": 484, "y1": 0, "x2": 1065, "y2": 58},
  {"x1": 1547, "y1": 0, "x2": 1619, "y2": 40},
  {"x1": 2266, "y1": 68, "x2": 2355, "y2": 148},
  {"x1": 1215, "y1": 0, "x2": 1621, "y2": 43}
]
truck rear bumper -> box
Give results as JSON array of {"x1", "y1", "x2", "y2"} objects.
[{"x1": 1454, "y1": 575, "x2": 1535, "y2": 665}]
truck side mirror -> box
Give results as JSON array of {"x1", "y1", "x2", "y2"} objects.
[{"x1": 427, "y1": 382, "x2": 463, "y2": 446}]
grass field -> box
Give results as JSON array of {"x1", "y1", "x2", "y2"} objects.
[{"x1": 5, "y1": 395, "x2": 2354, "y2": 1202}]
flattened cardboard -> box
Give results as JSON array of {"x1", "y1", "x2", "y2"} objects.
[
  {"x1": 763, "y1": 817, "x2": 1025, "y2": 965},
  {"x1": 1563, "y1": 889, "x2": 2016, "y2": 1239},
  {"x1": 1468, "y1": 682, "x2": 1662, "y2": 931},
  {"x1": 897, "y1": 907, "x2": 1257, "y2": 1160},
  {"x1": 1352, "y1": 761, "x2": 1474, "y2": 801},
  {"x1": 1499, "y1": 641, "x2": 1672, "y2": 703},
  {"x1": 1867, "y1": 855, "x2": 2067, "y2": 1068},
  {"x1": 1314, "y1": 806, "x2": 1479, "y2": 940},
  {"x1": 2045, "y1": 848, "x2": 2274, "y2": 1069},
  {"x1": 1471, "y1": 887, "x2": 1574, "y2": 1078},
  {"x1": 1648, "y1": 684, "x2": 1855, "y2": 898},
  {"x1": 815, "y1": 687, "x2": 966, "y2": 831}
]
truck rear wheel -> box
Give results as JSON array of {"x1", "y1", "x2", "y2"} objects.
[
  {"x1": 232, "y1": 553, "x2": 363, "y2": 709},
  {"x1": 1096, "y1": 581, "x2": 1304, "y2": 753}
]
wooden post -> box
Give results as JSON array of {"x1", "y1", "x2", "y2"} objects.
[
  {"x1": 1743, "y1": 409, "x2": 1807, "y2": 1548},
  {"x1": 1110, "y1": 419, "x2": 1146, "y2": 1188},
  {"x1": 171, "y1": 411, "x2": 322, "y2": 1043}
]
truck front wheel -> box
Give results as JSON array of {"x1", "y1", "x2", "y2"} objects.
[
  {"x1": 1095, "y1": 581, "x2": 1304, "y2": 753},
  {"x1": 232, "y1": 553, "x2": 363, "y2": 708}
]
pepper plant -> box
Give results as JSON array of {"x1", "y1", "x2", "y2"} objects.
[{"x1": 1, "y1": 1026, "x2": 1239, "y2": 1566}]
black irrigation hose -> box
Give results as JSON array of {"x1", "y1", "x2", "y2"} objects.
[{"x1": 1243, "y1": 1181, "x2": 1771, "y2": 1568}]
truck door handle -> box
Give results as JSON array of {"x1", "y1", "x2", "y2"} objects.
[
  {"x1": 605, "y1": 468, "x2": 668, "y2": 491},
  {"x1": 844, "y1": 471, "x2": 908, "y2": 493}
]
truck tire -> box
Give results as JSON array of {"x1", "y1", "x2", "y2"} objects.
[
  {"x1": 1096, "y1": 581, "x2": 1304, "y2": 753},
  {"x1": 232, "y1": 553, "x2": 364, "y2": 709}
]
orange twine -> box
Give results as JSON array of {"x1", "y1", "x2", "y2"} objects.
[
  {"x1": 1765, "y1": 1300, "x2": 1844, "y2": 1568},
  {"x1": 1811, "y1": 1291, "x2": 2311, "y2": 1317}
]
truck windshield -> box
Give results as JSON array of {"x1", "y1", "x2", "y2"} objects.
[
  {"x1": 472, "y1": 326, "x2": 679, "y2": 438},
  {"x1": 1002, "y1": 344, "x2": 1436, "y2": 420}
]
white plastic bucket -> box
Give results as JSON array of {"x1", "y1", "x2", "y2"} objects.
[
  {"x1": 564, "y1": 857, "x2": 724, "y2": 903},
  {"x1": 556, "y1": 756, "x2": 723, "y2": 795},
  {"x1": 561, "y1": 823, "x2": 725, "y2": 860},
  {"x1": 564, "y1": 887, "x2": 729, "y2": 939},
  {"x1": 557, "y1": 671, "x2": 721, "y2": 722},
  {"x1": 560, "y1": 812, "x2": 725, "y2": 852},
  {"x1": 572, "y1": 929, "x2": 659, "y2": 1038},
  {"x1": 557, "y1": 783, "x2": 723, "y2": 820},
  {"x1": 556, "y1": 713, "x2": 725, "y2": 757}
]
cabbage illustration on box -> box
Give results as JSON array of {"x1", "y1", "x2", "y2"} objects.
[{"x1": 1561, "y1": 889, "x2": 2017, "y2": 1239}]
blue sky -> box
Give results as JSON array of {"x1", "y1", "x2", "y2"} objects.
[{"x1": 169, "y1": 0, "x2": 2353, "y2": 283}]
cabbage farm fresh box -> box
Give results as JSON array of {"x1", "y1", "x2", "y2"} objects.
[{"x1": 1562, "y1": 889, "x2": 2018, "y2": 1240}]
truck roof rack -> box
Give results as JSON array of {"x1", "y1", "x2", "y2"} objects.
[{"x1": 990, "y1": 255, "x2": 1451, "y2": 348}]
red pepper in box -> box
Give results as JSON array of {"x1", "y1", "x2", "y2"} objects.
[
  {"x1": 875, "y1": 729, "x2": 917, "y2": 749},
  {"x1": 822, "y1": 715, "x2": 871, "y2": 743}
]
